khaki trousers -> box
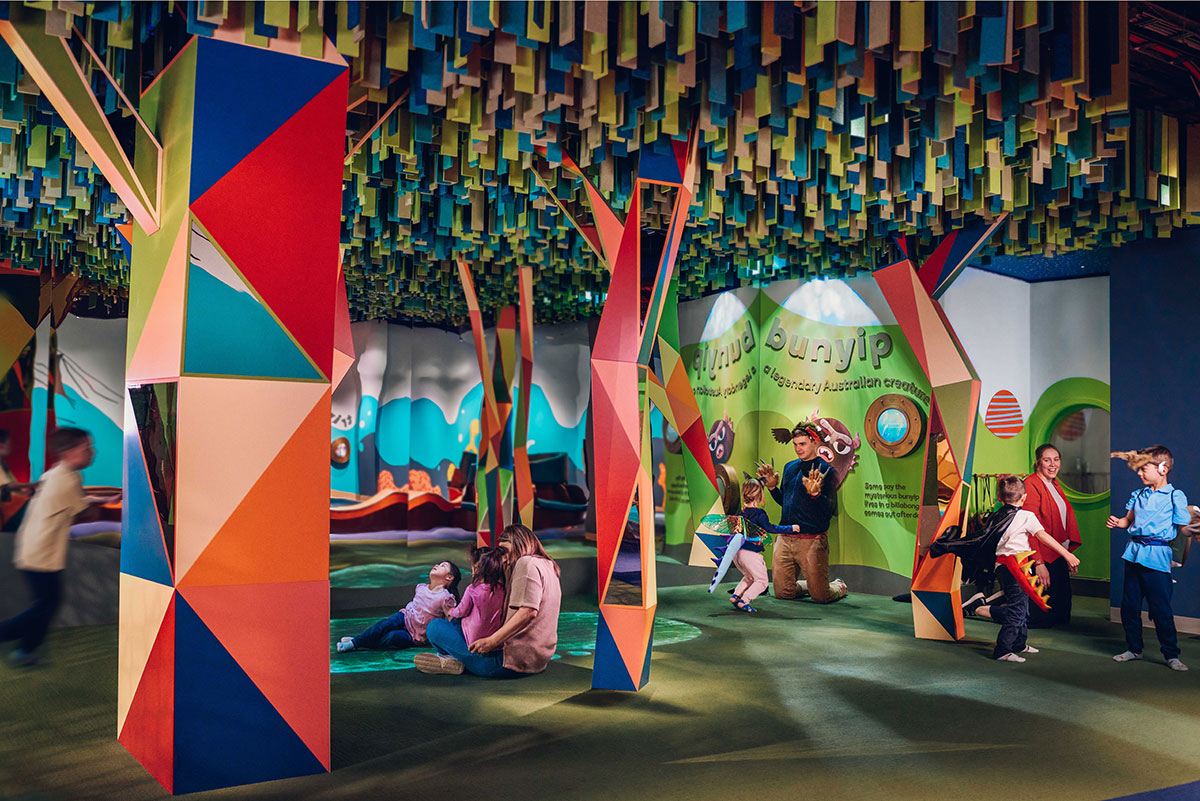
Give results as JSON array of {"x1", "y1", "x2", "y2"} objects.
[{"x1": 772, "y1": 534, "x2": 846, "y2": 603}]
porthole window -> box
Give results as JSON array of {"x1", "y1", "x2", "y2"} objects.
[{"x1": 1049, "y1": 407, "x2": 1110, "y2": 494}]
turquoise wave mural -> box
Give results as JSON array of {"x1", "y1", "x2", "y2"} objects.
[
  {"x1": 330, "y1": 424, "x2": 358, "y2": 494},
  {"x1": 375, "y1": 383, "x2": 586, "y2": 474},
  {"x1": 30, "y1": 386, "x2": 122, "y2": 486}
]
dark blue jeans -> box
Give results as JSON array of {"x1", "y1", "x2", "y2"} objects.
[
  {"x1": 1121, "y1": 561, "x2": 1180, "y2": 660},
  {"x1": 425, "y1": 618, "x2": 525, "y2": 678},
  {"x1": 992, "y1": 565, "x2": 1029, "y2": 659},
  {"x1": 0, "y1": 569, "x2": 62, "y2": 653},
  {"x1": 352, "y1": 611, "x2": 415, "y2": 650}
]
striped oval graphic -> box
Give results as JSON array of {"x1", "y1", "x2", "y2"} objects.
[
  {"x1": 1055, "y1": 410, "x2": 1087, "y2": 441},
  {"x1": 984, "y1": 390, "x2": 1024, "y2": 438}
]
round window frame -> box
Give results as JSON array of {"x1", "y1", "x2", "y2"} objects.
[
  {"x1": 864, "y1": 394, "x2": 925, "y2": 458},
  {"x1": 1028, "y1": 382, "x2": 1110, "y2": 507}
]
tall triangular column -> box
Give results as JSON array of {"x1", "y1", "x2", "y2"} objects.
[{"x1": 118, "y1": 35, "x2": 347, "y2": 794}]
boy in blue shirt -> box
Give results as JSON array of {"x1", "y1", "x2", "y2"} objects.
[{"x1": 1107, "y1": 445, "x2": 1191, "y2": 671}]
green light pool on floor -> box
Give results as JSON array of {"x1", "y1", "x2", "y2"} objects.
[{"x1": 330, "y1": 612, "x2": 703, "y2": 673}]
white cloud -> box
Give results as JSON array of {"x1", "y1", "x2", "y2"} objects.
[
  {"x1": 782, "y1": 278, "x2": 882, "y2": 327},
  {"x1": 700, "y1": 293, "x2": 749, "y2": 341}
]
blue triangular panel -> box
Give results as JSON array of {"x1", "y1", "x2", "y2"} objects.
[
  {"x1": 637, "y1": 629, "x2": 653, "y2": 690},
  {"x1": 120, "y1": 431, "x2": 173, "y2": 587},
  {"x1": 638, "y1": 144, "x2": 682, "y2": 184},
  {"x1": 912, "y1": 590, "x2": 958, "y2": 637},
  {"x1": 696, "y1": 532, "x2": 727, "y2": 558},
  {"x1": 190, "y1": 37, "x2": 345, "y2": 204},
  {"x1": 182, "y1": 263, "x2": 321, "y2": 380},
  {"x1": 173, "y1": 595, "x2": 325, "y2": 794},
  {"x1": 591, "y1": 612, "x2": 636, "y2": 691}
]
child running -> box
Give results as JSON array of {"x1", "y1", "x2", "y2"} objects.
[
  {"x1": 1108, "y1": 445, "x2": 1191, "y2": 670},
  {"x1": 730, "y1": 478, "x2": 802, "y2": 613},
  {"x1": 972, "y1": 475, "x2": 1079, "y2": 663},
  {"x1": 338, "y1": 560, "x2": 462, "y2": 652},
  {"x1": 447, "y1": 546, "x2": 506, "y2": 646}
]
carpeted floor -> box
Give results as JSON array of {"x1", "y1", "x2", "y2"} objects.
[{"x1": 3, "y1": 589, "x2": 1199, "y2": 801}]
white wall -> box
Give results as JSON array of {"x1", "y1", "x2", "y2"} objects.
[
  {"x1": 941, "y1": 269, "x2": 1033, "y2": 417},
  {"x1": 1029, "y1": 276, "x2": 1110, "y2": 400}
]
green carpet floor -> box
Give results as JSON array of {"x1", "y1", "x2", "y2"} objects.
[{"x1": 3, "y1": 589, "x2": 1199, "y2": 801}]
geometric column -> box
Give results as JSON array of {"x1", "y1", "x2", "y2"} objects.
[
  {"x1": 118, "y1": 35, "x2": 347, "y2": 793},
  {"x1": 871, "y1": 218, "x2": 1006, "y2": 642},
  {"x1": 534, "y1": 128, "x2": 699, "y2": 690},
  {"x1": 456, "y1": 259, "x2": 517, "y2": 547}
]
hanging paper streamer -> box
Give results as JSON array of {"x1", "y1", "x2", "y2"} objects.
[{"x1": 0, "y1": 3, "x2": 1196, "y2": 327}]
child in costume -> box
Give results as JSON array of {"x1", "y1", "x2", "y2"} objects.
[
  {"x1": 447, "y1": 546, "x2": 506, "y2": 646},
  {"x1": 338, "y1": 560, "x2": 462, "y2": 652},
  {"x1": 969, "y1": 475, "x2": 1079, "y2": 663},
  {"x1": 727, "y1": 478, "x2": 801, "y2": 612},
  {"x1": 1108, "y1": 445, "x2": 1191, "y2": 670}
]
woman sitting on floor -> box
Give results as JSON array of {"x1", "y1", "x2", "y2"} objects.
[{"x1": 417, "y1": 524, "x2": 561, "y2": 677}]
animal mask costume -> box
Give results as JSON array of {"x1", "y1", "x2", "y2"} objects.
[{"x1": 771, "y1": 411, "x2": 861, "y2": 489}]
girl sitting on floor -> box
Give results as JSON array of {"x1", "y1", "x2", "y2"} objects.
[
  {"x1": 338, "y1": 560, "x2": 462, "y2": 652},
  {"x1": 448, "y1": 546, "x2": 506, "y2": 646}
]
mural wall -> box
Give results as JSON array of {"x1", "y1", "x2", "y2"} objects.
[
  {"x1": 331, "y1": 320, "x2": 590, "y2": 503},
  {"x1": 29, "y1": 315, "x2": 125, "y2": 487},
  {"x1": 661, "y1": 268, "x2": 1113, "y2": 593},
  {"x1": 670, "y1": 277, "x2": 935, "y2": 595}
]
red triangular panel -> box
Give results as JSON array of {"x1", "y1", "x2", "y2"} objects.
[
  {"x1": 190, "y1": 73, "x2": 348, "y2": 378},
  {"x1": 119, "y1": 595, "x2": 175, "y2": 794}
]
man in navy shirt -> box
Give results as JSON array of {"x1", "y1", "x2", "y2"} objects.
[{"x1": 758, "y1": 422, "x2": 847, "y2": 603}]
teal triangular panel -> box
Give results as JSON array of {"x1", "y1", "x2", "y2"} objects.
[{"x1": 182, "y1": 262, "x2": 321, "y2": 380}]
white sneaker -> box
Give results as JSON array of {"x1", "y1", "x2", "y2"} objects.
[
  {"x1": 1113, "y1": 651, "x2": 1142, "y2": 663},
  {"x1": 1167, "y1": 658, "x2": 1189, "y2": 671},
  {"x1": 336, "y1": 640, "x2": 356, "y2": 653},
  {"x1": 996, "y1": 653, "x2": 1026, "y2": 663},
  {"x1": 339, "y1": 636, "x2": 354, "y2": 644},
  {"x1": 1022, "y1": 645, "x2": 1039, "y2": 654}
]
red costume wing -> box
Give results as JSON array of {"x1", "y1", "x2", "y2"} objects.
[{"x1": 996, "y1": 551, "x2": 1051, "y2": 612}]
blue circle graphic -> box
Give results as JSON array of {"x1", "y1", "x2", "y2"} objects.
[{"x1": 876, "y1": 408, "x2": 909, "y2": 444}]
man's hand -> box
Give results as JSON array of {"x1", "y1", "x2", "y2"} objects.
[
  {"x1": 802, "y1": 466, "x2": 824, "y2": 497},
  {"x1": 469, "y1": 634, "x2": 499, "y2": 654},
  {"x1": 1035, "y1": 563, "x2": 1051, "y2": 588},
  {"x1": 757, "y1": 463, "x2": 779, "y2": 490}
]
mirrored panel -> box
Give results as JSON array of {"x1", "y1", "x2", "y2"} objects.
[
  {"x1": 603, "y1": 489, "x2": 645, "y2": 606},
  {"x1": 129, "y1": 382, "x2": 178, "y2": 569}
]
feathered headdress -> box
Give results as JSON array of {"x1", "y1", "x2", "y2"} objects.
[
  {"x1": 1112, "y1": 450, "x2": 1155, "y2": 471},
  {"x1": 771, "y1": 421, "x2": 823, "y2": 444}
]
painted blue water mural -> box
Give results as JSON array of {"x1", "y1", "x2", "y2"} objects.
[
  {"x1": 30, "y1": 386, "x2": 122, "y2": 486},
  {"x1": 375, "y1": 383, "x2": 586, "y2": 473}
]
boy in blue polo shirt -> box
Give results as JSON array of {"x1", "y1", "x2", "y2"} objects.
[{"x1": 1107, "y1": 444, "x2": 1191, "y2": 671}]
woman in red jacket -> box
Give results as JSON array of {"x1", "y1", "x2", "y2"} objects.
[{"x1": 1023, "y1": 444, "x2": 1082, "y2": 627}]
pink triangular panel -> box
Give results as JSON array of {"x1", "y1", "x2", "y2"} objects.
[{"x1": 127, "y1": 218, "x2": 188, "y2": 383}]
